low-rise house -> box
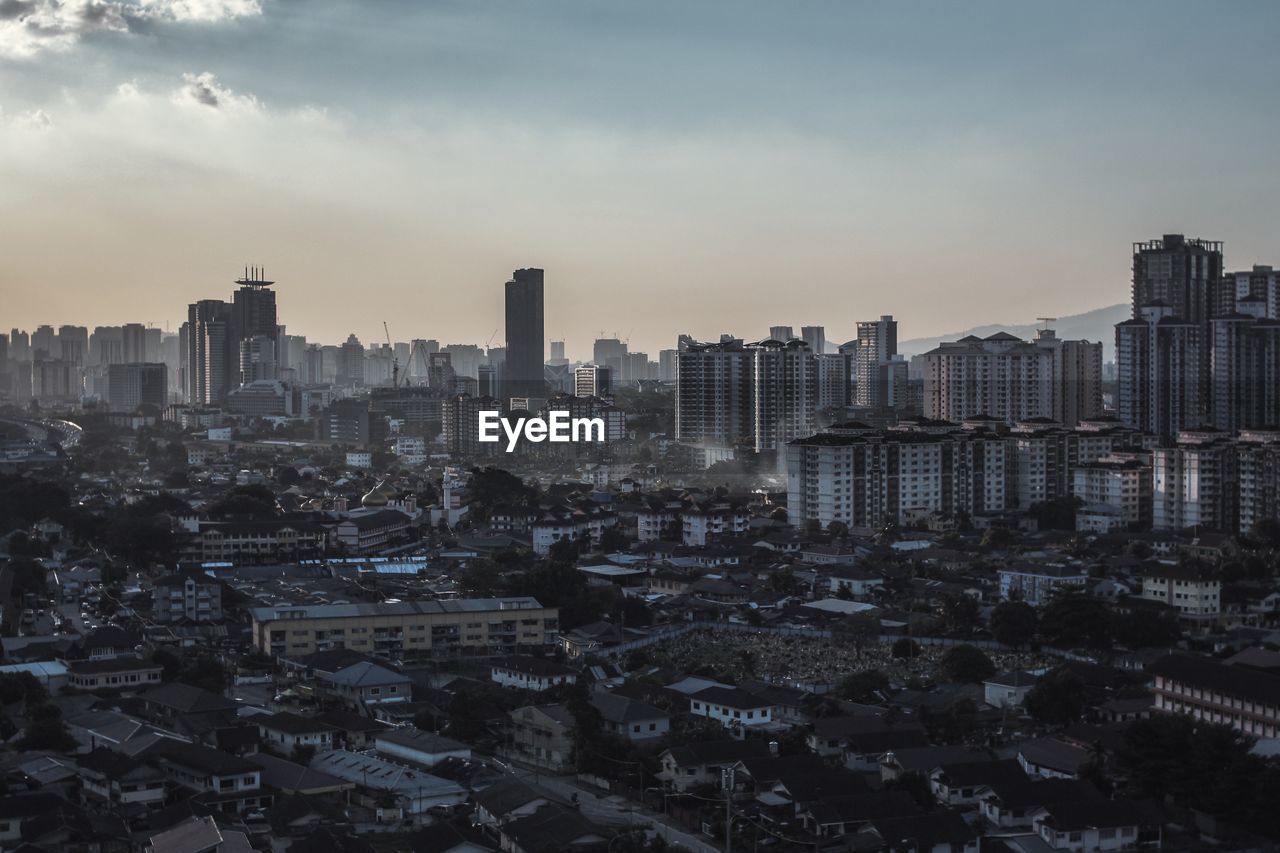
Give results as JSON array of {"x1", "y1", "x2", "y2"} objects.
[
  {"x1": 374, "y1": 728, "x2": 472, "y2": 768},
  {"x1": 998, "y1": 564, "x2": 1089, "y2": 605},
  {"x1": 1030, "y1": 799, "x2": 1146, "y2": 851},
  {"x1": 1017, "y1": 737, "x2": 1091, "y2": 779},
  {"x1": 257, "y1": 712, "x2": 339, "y2": 755},
  {"x1": 689, "y1": 686, "x2": 773, "y2": 729},
  {"x1": 67, "y1": 656, "x2": 163, "y2": 692},
  {"x1": 827, "y1": 564, "x2": 884, "y2": 597},
  {"x1": 499, "y1": 804, "x2": 610, "y2": 853},
  {"x1": 473, "y1": 778, "x2": 553, "y2": 830},
  {"x1": 589, "y1": 690, "x2": 669, "y2": 741},
  {"x1": 806, "y1": 715, "x2": 930, "y2": 768},
  {"x1": 318, "y1": 661, "x2": 412, "y2": 710},
  {"x1": 310, "y1": 750, "x2": 467, "y2": 817},
  {"x1": 489, "y1": 656, "x2": 577, "y2": 691},
  {"x1": 506, "y1": 704, "x2": 576, "y2": 772},
  {"x1": 929, "y1": 758, "x2": 1028, "y2": 807},
  {"x1": 312, "y1": 709, "x2": 391, "y2": 749},
  {"x1": 77, "y1": 748, "x2": 167, "y2": 808},
  {"x1": 657, "y1": 739, "x2": 771, "y2": 792},
  {"x1": 799, "y1": 790, "x2": 921, "y2": 838},
  {"x1": 981, "y1": 779, "x2": 1102, "y2": 829},
  {"x1": 143, "y1": 740, "x2": 269, "y2": 814},
  {"x1": 982, "y1": 670, "x2": 1038, "y2": 709},
  {"x1": 865, "y1": 811, "x2": 979, "y2": 853}
]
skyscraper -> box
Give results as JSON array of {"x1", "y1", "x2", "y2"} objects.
[
  {"x1": 575, "y1": 364, "x2": 612, "y2": 398},
  {"x1": 1116, "y1": 304, "x2": 1205, "y2": 438},
  {"x1": 1209, "y1": 298, "x2": 1280, "y2": 433},
  {"x1": 187, "y1": 299, "x2": 233, "y2": 405},
  {"x1": 769, "y1": 325, "x2": 795, "y2": 342},
  {"x1": 1222, "y1": 265, "x2": 1280, "y2": 320},
  {"x1": 854, "y1": 315, "x2": 897, "y2": 408},
  {"x1": 1132, "y1": 234, "x2": 1224, "y2": 325},
  {"x1": 107, "y1": 363, "x2": 168, "y2": 412},
  {"x1": 504, "y1": 267, "x2": 545, "y2": 401},
  {"x1": 801, "y1": 326, "x2": 825, "y2": 355}
]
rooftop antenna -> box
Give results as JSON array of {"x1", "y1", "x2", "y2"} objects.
[{"x1": 1037, "y1": 317, "x2": 1056, "y2": 330}]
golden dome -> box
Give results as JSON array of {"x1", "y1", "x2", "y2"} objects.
[{"x1": 361, "y1": 478, "x2": 398, "y2": 508}]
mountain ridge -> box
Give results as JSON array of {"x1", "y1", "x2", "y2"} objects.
[{"x1": 898, "y1": 303, "x2": 1129, "y2": 361}]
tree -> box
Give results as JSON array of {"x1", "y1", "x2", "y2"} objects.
[
  {"x1": 981, "y1": 526, "x2": 1016, "y2": 549},
  {"x1": 939, "y1": 644, "x2": 995, "y2": 683},
  {"x1": 884, "y1": 771, "x2": 934, "y2": 811},
  {"x1": 990, "y1": 600, "x2": 1038, "y2": 648},
  {"x1": 209, "y1": 484, "x2": 278, "y2": 519},
  {"x1": 1024, "y1": 668, "x2": 1086, "y2": 725},
  {"x1": 18, "y1": 703, "x2": 76, "y2": 752},
  {"x1": 1039, "y1": 591, "x2": 1112, "y2": 651},
  {"x1": 836, "y1": 669, "x2": 889, "y2": 702},
  {"x1": 179, "y1": 655, "x2": 230, "y2": 694},
  {"x1": 599, "y1": 526, "x2": 629, "y2": 553},
  {"x1": 940, "y1": 595, "x2": 980, "y2": 636},
  {"x1": 1111, "y1": 608, "x2": 1179, "y2": 649},
  {"x1": 891, "y1": 638, "x2": 919, "y2": 659},
  {"x1": 1117, "y1": 714, "x2": 1280, "y2": 839},
  {"x1": 1029, "y1": 496, "x2": 1081, "y2": 531}
]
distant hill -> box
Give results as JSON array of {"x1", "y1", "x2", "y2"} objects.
[{"x1": 898, "y1": 303, "x2": 1130, "y2": 362}]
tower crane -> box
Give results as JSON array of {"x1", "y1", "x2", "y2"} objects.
[{"x1": 383, "y1": 321, "x2": 400, "y2": 388}]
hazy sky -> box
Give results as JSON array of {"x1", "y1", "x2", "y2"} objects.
[{"x1": 3, "y1": 1, "x2": 1280, "y2": 358}]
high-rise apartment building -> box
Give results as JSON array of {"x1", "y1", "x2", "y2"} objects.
[
  {"x1": 923, "y1": 328, "x2": 1101, "y2": 426},
  {"x1": 1132, "y1": 234, "x2": 1225, "y2": 325},
  {"x1": 752, "y1": 340, "x2": 818, "y2": 453},
  {"x1": 1116, "y1": 304, "x2": 1205, "y2": 438},
  {"x1": 504, "y1": 268, "x2": 545, "y2": 401},
  {"x1": 57, "y1": 325, "x2": 88, "y2": 366},
  {"x1": 593, "y1": 337, "x2": 628, "y2": 378},
  {"x1": 786, "y1": 427, "x2": 1010, "y2": 529},
  {"x1": 801, "y1": 326, "x2": 825, "y2": 355},
  {"x1": 337, "y1": 334, "x2": 365, "y2": 387},
  {"x1": 854, "y1": 315, "x2": 897, "y2": 408},
  {"x1": 1209, "y1": 299, "x2": 1280, "y2": 433},
  {"x1": 1222, "y1": 265, "x2": 1280, "y2": 320},
  {"x1": 675, "y1": 338, "x2": 755, "y2": 448},
  {"x1": 574, "y1": 364, "x2": 612, "y2": 398},
  {"x1": 106, "y1": 363, "x2": 168, "y2": 411},
  {"x1": 1153, "y1": 427, "x2": 1237, "y2": 532},
  {"x1": 1237, "y1": 429, "x2": 1280, "y2": 537}
]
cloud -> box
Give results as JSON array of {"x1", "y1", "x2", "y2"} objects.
[
  {"x1": 0, "y1": 0, "x2": 259, "y2": 58},
  {"x1": 174, "y1": 70, "x2": 260, "y2": 112},
  {"x1": 0, "y1": 104, "x2": 55, "y2": 129},
  {"x1": 132, "y1": 0, "x2": 259, "y2": 24},
  {"x1": 0, "y1": 0, "x2": 127, "y2": 58}
]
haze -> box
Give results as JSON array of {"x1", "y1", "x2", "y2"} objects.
[{"x1": 3, "y1": 0, "x2": 1280, "y2": 356}]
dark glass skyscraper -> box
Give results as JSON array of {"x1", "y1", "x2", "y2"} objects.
[{"x1": 504, "y1": 267, "x2": 545, "y2": 400}]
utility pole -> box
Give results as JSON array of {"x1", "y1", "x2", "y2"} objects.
[{"x1": 722, "y1": 765, "x2": 734, "y2": 853}]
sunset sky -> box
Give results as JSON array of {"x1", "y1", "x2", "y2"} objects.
[{"x1": 3, "y1": 0, "x2": 1280, "y2": 358}]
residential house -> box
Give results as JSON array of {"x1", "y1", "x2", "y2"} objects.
[
  {"x1": 489, "y1": 656, "x2": 577, "y2": 692},
  {"x1": 507, "y1": 704, "x2": 576, "y2": 772},
  {"x1": 589, "y1": 690, "x2": 670, "y2": 742}
]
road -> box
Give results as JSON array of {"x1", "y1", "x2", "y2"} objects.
[{"x1": 492, "y1": 758, "x2": 720, "y2": 853}]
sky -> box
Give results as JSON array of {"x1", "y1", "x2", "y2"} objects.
[{"x1": 3, "y1": 0, "x2": 1280, "y2": 359}]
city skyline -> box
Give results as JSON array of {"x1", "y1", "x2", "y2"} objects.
[{"x1": 5, "y1": 1, "x2": 1280, "y2": 355}]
